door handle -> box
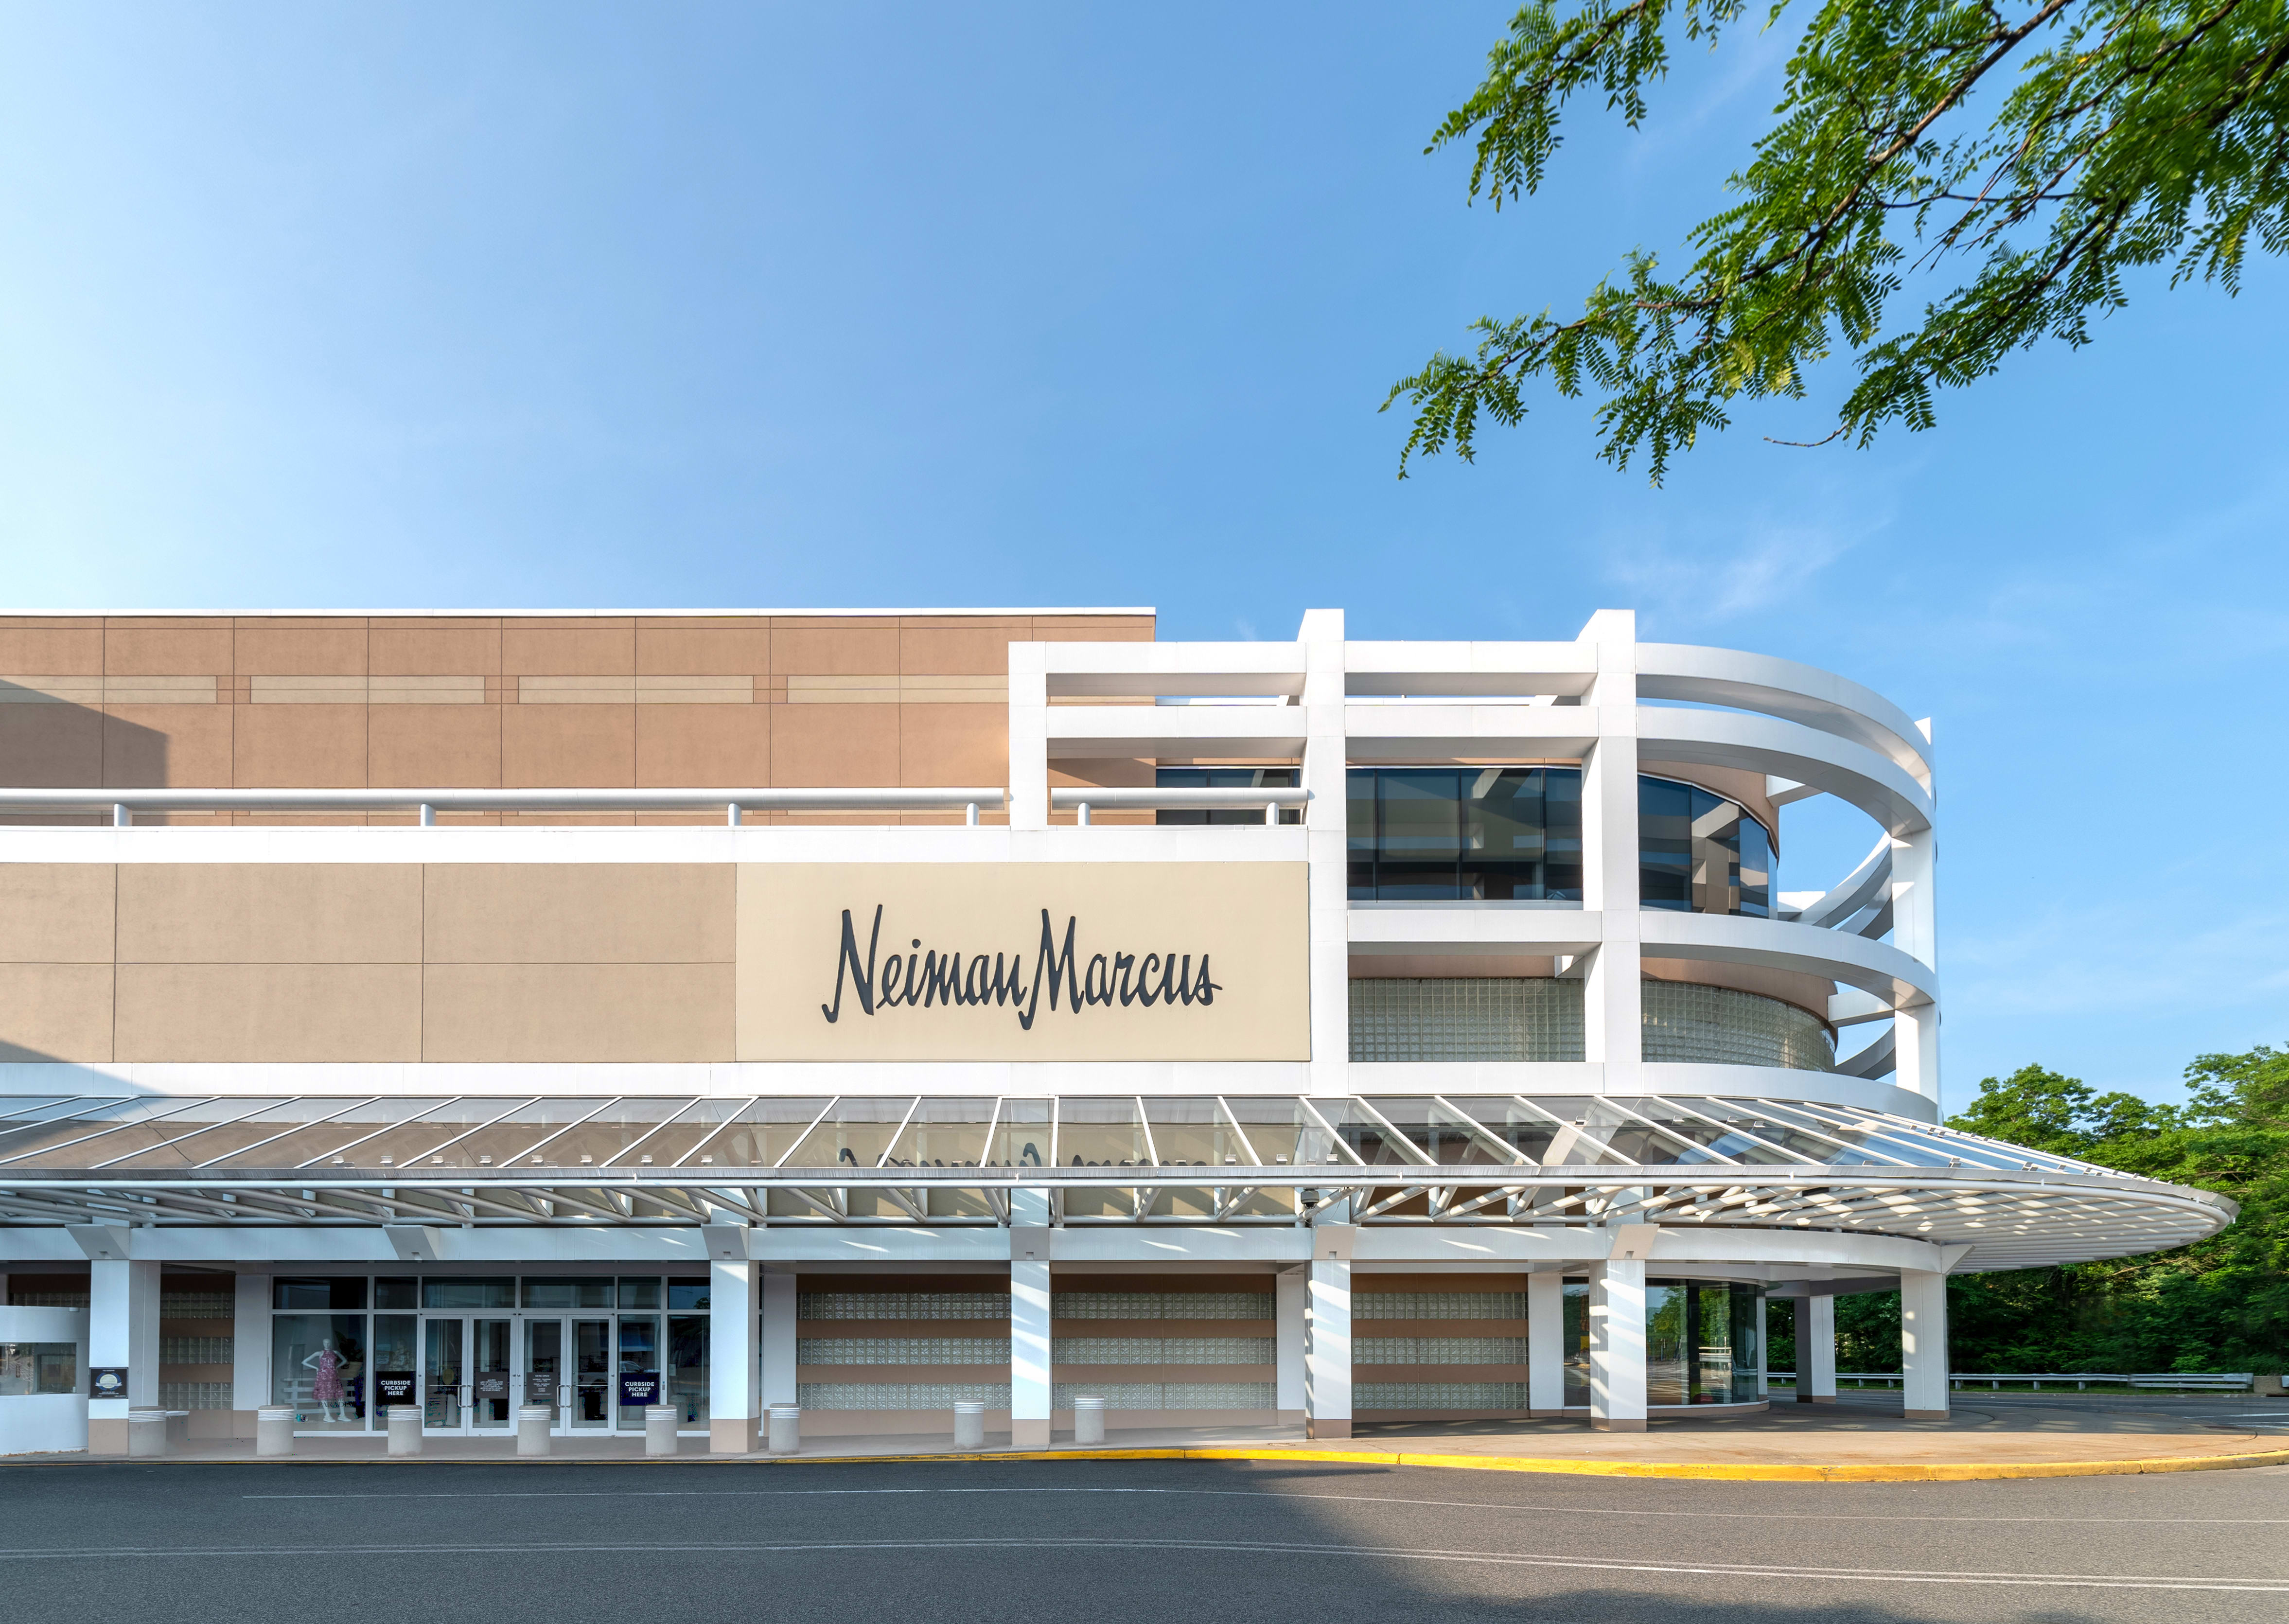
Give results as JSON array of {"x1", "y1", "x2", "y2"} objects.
[
  {"x1": 458, "y1": 1384, "x2": 473, "y2": 1410},
  {"x1": 557, "y1": 1385, "x2": 570, "y2": 1409}
]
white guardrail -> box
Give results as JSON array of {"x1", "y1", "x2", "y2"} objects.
[
  {"x1": 0, "y1": 785, "x2": 1316, "y2": 827},
  {"x1": 1769, "y1": 1371, "x2": 2255, "y2": 1392}
]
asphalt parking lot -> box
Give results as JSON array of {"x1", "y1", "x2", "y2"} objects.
[{"x1": 5, "y1": 1453, "x2": 2286, "y2": 1624}]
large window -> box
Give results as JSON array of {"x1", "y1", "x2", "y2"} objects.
[
  {"x1": 1154, "y1": 767, "x2": 1302, "y2": 824},
  {"x1": 1342, "y1": 767, "x2": 1775, "y2": 913},
  {"x1": 1563, "y1": 1279, "x2": 1761, "y2": 1406},
  {"x1": 1638, "y1": 776, "x2": 1774, "y2": 917},
  {"x1": 1347, "y1": 768, "x2": 1583, "y2": 901}
]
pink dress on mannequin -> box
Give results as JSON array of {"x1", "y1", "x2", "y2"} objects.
[{"x1": 313, "y1": 1346, "x2": 344, "y2": 1402}]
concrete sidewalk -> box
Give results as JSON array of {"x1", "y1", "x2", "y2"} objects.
[{"x1": 15, "y1": 1393, "x2": 2289, "y2": 1479}]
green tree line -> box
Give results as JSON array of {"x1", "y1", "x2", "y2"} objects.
[{"x1": 1766, "y1": 1045, "x2": 2289, "y2": 1375}]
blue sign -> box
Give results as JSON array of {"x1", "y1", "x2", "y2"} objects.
[
  {"x1": 89, "y1": 1366, "x2": 127, "y2": 1399},
  {"x1": 617, "y1": 1371, "x2": 660, "y2": 1409}
]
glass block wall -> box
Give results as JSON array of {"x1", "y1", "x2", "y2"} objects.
[
  {"x1": 1639, "y1": 981, "x2": 1834, "y2": 1071},
  {"x1": 1348, "y1": 979, "x2": 1586, "y2": 1062},
  {"x1": 1352, "y1": 1284, "x2": 1530, "y2": 1415},
  {"x1": 1350, "y1": 977, "x2": 1833, "y2": 1070}
]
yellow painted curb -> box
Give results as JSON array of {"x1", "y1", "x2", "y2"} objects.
[
  {"x1": 17, "y1": 1442, "x2": 2288, "y2": 1483},
  {"x1": 757, "y1": 1442, "x2": 2289, "y2": 1483}
]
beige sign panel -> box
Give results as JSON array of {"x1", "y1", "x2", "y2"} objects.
[{"x1": 736, "y1": 862, "x2": 1309, "y2": 1061}]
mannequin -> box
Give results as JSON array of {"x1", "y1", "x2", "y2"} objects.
[{"x1": 304, "y1": 1336, "x2": 352, "y2": 1423}]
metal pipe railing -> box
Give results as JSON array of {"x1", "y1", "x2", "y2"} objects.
[
  {"x1": 1049, "y1": 786, "x2": 1311, "y2": 826},
  {"x1": 0, "y1": 787, "x2": 1007, "y2": 825}
]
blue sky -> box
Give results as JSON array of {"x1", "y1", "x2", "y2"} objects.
[{"x1": 1, "y1": 3, "x2": 2282, "y2": 1110}]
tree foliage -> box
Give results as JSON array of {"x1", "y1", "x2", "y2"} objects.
[
  {"x1": 1386, "y1": 0, "x2": 2289, "y2": 480},
  {"x1": 1940, "y1": 1049, "x2": 2289, "y2": 1372}
]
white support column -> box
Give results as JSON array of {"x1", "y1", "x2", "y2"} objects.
[
  {"x1": 1008, "y1": 641, "x2": 1049, "y2": 829},
  {"x1": 1891, "y1": 823, "x2": 1940, "y2": 1108},
  {"x1": 1587, "y1": 1258, "x2": 1647, "y2": 1431},
  {"x1": 708, "y1": 1258, "x2": 758, "y2": 1453},
  {"x1": 1296, "y1": 608, "x2": 1350, "y2": 1097},
  {"x1": 88, "y1": 1258, "x2": 158, "y2": 1454},
  {"x1": 1304, "y1": 1256, "x2": 1352, "y2": 1440},
  {"x1": 1756, "y1": 1292, "x2": 1770, "y2": 1398},
  {"x1": 1527, "y1": 1271, "x2": 1565, "y2": 1416},
  {"x1": 1274, "y1": 1267, "x2": 1307, "y2": 1424},
  {"x1": 231, "y1": 1272, "x2": 270, "y2": 1437},
  {"x1": 1900, "y1": 1269, "x2": 1950, "y2": 1419},
  {"x1": 1793, "y1": 1294, "x2": 1837, "y2": 1402},
  {"x1": 759, "y1": 1270, "x2": 797, "y2": 1412},
  {"x1": 1577, "y1": 610, "x2": 1642, "y2": 1089},
  {"x1": 1010, "y1": 1259, "x2": 1052, "y2": 1448}
]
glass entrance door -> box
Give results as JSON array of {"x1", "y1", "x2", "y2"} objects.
[
  {"x1": 471, "y1": 1318, "x2": 513, "y2": 1429},
  {"x1": 572, "y1": 1319, "x2": 612, "y2": 1430},
  {"x1": 423, "y1": 1319, "x2": 464, "y2": 1430},
  {"x1": 522, "y1": 1318, "x2": 613, "y2": 1431}
]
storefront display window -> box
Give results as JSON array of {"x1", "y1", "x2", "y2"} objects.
[{"x1": 273, "y1": 1313, "x2": 367, "y2": 1429}]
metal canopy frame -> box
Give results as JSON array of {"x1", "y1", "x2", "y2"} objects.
[{"x1": 0, "y1": 1092, "x2": 2230, "y2": 1272}]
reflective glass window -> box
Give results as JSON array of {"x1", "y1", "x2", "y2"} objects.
[
  {"x1": 667, "y1": 1280, "x2": 710, "y2": 1311},
  {"x1": 1154, "y1": 766, "x2": 1302, "y2": 825},
  {"x1": 373, "y1": 1277, "x2": 418, "y2": 1310},
  {"x1": 273, "y1": 1277, "x2": 366, "y2": 1310},
  {"x1": 421, "y1": 1277, "x2": 515, "y2": 1309},
  {"x1": 1347, "y1": 768, "x2": 1585, "y2": 902},
  {"x1": 522, "y1": 1278, "x2": 615, "y2": 1310},
  {"x1": 0, "y1": 1342, "x2": 77, "y2": 1395},
  {"x1": 1638, "y1": 776, "x2": 1774, "y2": 918},
  {"x1": 617, "y1": 1278, "x2": 663, "y2": 1311}
]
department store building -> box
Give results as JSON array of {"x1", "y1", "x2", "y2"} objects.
[{"x1": 0, "y1": 607, "x2": 2229, "y2": 1455}]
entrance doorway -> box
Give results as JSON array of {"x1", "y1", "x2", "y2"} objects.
[
  {"x1": 524, "y1": 1318, "x2": 613, "y2": 1430},
  {"x1": 422, "y1": 1317, "x2": 514, "y2": 1431}
]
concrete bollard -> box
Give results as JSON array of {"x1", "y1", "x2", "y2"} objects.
[
  {"x1": 766, "y1": 1405, "x2": 801, "y2": 1455},
  {"x1": 517, "y1": 1405, "x2": 553, "y2": 1457},
  {"x1": 255, "y1": 1406, "x2": 296, "y2": 1458},
  {"x1": 953, "y1": 1400, "x2": 985, "y2": 1450},
  {"x1": 1073, "y1": 1395, "x2": 1106, "y2": 1446},
  {"x1": 387, "y1": 1406, "x2": 423, "y2": 1457},
  {"x1": 128, "y1": 1409, "x2": 167, "y2": 1459},
  {"x1": 645, "y1": 1405, "x2": 678, "y2": 1457}
]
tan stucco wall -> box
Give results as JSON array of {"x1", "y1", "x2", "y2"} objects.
[
  {"x1": 0, "y1": 858, "x2": 1307, "y2": 1064},
  {"x1": 0, "y1": 613, "x2": 1152, "y2": 820}
]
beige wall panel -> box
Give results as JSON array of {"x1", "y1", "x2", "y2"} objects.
[
  {"x1": 737, "y1": 861, "x2": 1309, "y2": 1061},
  {"x1": 898, "y1": 703, "x2": 1005, "y2": 788},
  {"x1": 368, "y1": 705, "x2": 503, "y2": 787},
  {"x1": 0, "y1": 623, "x2": 103, "y2": 673},
  {"x1": 370, "y1": 623, "x2": 501, "y2": 676},
  {"x1": 636, "y1": 704, "x2": 771, "y2": 787},
  {"x1": 117, "y1": 864, "x2": 423, "y2": 964},
  {"x1": 232, "y1": 623, "x2": 369, "y2": 675},
  {"x1": 501, "y1": 705, "x2": 635, "y2": 787},
  {"x1": 635, "y1": 624, "x2": 772, "y2": 676},
  {"x1": 899, "y1": 626, "x2": 1025, "y2": 674},
  {"x1": 232, "y1": 704, "x2": 370, "y2": 788},
  {"x1": 770, "y1": 703, "x2": 899, "y2": 787},
  {"x1": 104, "y1": 704, "x2": 229, "y2": 787},
  {"x1": 0, "y1": 963, "x2": 114, "y2": 1061},
  {"x1": 501, "y1": 622, "x2": 635, "y2": 676},
  {"x1": 423, "y1": 963, "x2": 735, "y2": 1061},
  {"x1": 424, "y1": 864, "x2": 734, "y2": 964},
  {"x1": 102, "y1": 621, "x2": 234, "y2": 676},
  {"x1": 0, "y1": 865, "x2": 116, "y2": 962},
  {"x1": 0, "y1": 706, "x2": 104, "y2": 784},
  {"x1": 115, "y1": 964, "x2": 421, "y2": 1061},
  {"x1": 772, "y1": 627, "x2": 900, "y2": 675}
]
